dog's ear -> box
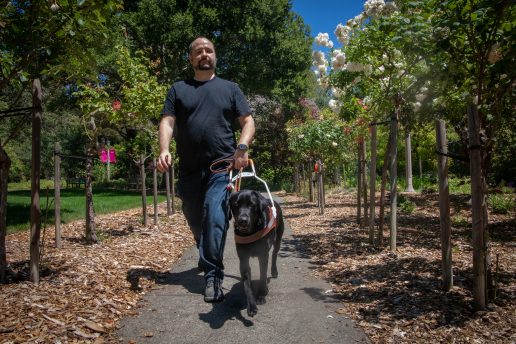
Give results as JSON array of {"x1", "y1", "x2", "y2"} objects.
[
  {"x1": 256, "y1": 192, "x2": 269, "y2": 229},
  {"x1": 228, "y1": 192, "x2": 239, "y2": 217},
  {"x1": 229, "y1": 192, "x2": 238, "y2": 208}
]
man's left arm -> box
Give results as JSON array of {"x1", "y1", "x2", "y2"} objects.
[{"x1": 234, "y1": 114, "x2": 255, "y2": 169}]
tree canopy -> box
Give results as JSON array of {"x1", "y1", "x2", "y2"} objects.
[{"x1": 121, "y1": 0, "x2": 313, "y2": 106}]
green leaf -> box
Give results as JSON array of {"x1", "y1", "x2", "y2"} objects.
[
  {"x1": 77, "y1": 0, "x2": 85, "y2": 6},
  {"x1": 19, "y1": 73, "x2": 28, "y2": 82}
]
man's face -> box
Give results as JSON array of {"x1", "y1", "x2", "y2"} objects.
[{"x1": 189, "y1": 38, "x2": 216, "y2": 71}]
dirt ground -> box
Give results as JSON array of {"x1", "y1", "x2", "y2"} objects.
[{"x1": 0, "y1": 190, "x2": 514, "y2": 343}]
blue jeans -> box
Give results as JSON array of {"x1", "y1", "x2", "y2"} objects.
[{"x1": 178, "y1": 169, "x2": 230, "y2": 282}]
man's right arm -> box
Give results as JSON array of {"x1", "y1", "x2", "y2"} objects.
[{"x1": 157, "y1": 115, "x2": 175, "y2": 172}]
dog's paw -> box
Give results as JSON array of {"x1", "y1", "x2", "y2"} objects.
[
  {"x1": 256, "y1": 296, "x2": 266, "y2": 305},
  {"x1": 247, "y1": 304, "x2": 258, "y2": 317},
  {"x1": 271, "y1": 267, "x2": 278, "y2": 278}
]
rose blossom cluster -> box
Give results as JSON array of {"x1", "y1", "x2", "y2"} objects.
[{"x1": 314, "y1": 32, "x2": 334, "y2": 49}]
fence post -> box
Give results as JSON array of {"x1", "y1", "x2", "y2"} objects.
[
  {"x1": 30, "y1": 78, "x2": 42, "y2": 284},
  {"x1": 54, "y1": 142, "x2": 61, "y2": 248},
  {"x1": 436, "y1": 119, "x2": 452, "y2": 291}
]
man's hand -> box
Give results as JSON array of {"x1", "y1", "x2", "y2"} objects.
[
  {"x1": 157, "y1": 150, "x2": 172, "y2": 172},
  {"x1": 233, "y1": 149, "x2": 249, "y2": 170}
]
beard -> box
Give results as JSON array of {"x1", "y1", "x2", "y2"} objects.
[{"x1": 195, "y1": 58, "x2": 215, "y2": 71}]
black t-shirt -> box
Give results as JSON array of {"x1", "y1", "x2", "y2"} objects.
[{"x1": 162, "y1": 77, "x2": 251, "y2": 174}]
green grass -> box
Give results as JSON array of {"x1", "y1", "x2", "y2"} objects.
[
  {"x1": 7, "y1": 187, "x2": 166, "y2": 233},
  {"x1": 449, "y1": 177, "x2": 471, "y2": 194},
  {"x1": 488, "y1": 193, "x2": 515, "y2": 214}
]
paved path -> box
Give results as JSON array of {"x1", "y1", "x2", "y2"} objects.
[{"x1": 117, "y1": 198, "x2": 370, "y2": 344}]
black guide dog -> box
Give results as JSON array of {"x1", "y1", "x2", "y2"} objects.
[{"x1": 229, "y1": 190, "x2": 284, "y2": 317}]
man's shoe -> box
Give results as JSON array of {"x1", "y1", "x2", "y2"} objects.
[{"x1": 204, "y1": 279, "x2": 224, "y2": 303}]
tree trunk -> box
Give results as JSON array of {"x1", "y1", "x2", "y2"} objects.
[
  {"x1": 342, "y1": 164, "x2": 346, "y2": 190},
  {"x1": 309, "y1": 162, "x2": 314, "y2": 203},
  {"x1": 106, "y1": 140, "x2": 111, "y2": 182},
  {"x1": 356, "y1": 142, "x2": 362, "y2": 224},
  {"x1": 317, "y1": 161, "x2": 324, "y2": 215},
  {"x1": 152, "y1": 158, "x2": 158, "y2": 226},
  {"x1": 389, "y1": 110, "x2": 399, "y2": 251},
  {"x1": 418, "y1": 154, "x2": 423, "y2": 190},
  {"x1": 369, "y1": 124, "x2": 377, "y2": 245},
  {"x1": 436, "y1": 120, "x2": 453, "y2": 291},
  {"x1": 30, "y1": 79, "x2": 42, "y2": 284},
  {"x1": 361, "y1": 137, "x2": 368, "y2": 227},
  {"x1": 54, "y1": 142, "x2": 62, "y2": 248},
  {"x1": 378, "y1": 130, "x2": 392, "y2": 248},
  {"x1": 405, "y1": 131, "x2": 415, "y2": 192},
  {"x1": 84, "y1": 149, "x2": 97, "y2": 244},
  {"x1": 141, "y1": 155, "x2": 148, "y2": 226},
  {"x1": 170, "y1": 160, "x2": 175, "y2": 214},
  {"x1": 334, "y1": 167, "x2": 341, "y2": 189},
  {"x1": 468, "y1": 103, "x2": 486, "y2": 310},
  {"x1": 0, "y1": 146, "x2": 11, "y2": 283},
  {"x1": 294, "y1": 164, "x2": 300, "y2": 193},
  {"x1": 165, "y1": 168, "x2": 172, "y2": 216}
]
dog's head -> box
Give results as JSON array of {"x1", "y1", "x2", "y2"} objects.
[{"x1": 229, "y1": 190, "x2": 270, "y2": 235}]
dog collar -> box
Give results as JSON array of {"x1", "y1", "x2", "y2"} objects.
[{"x1": 234, "y1": 206, "x2": 277, "y2": 244}]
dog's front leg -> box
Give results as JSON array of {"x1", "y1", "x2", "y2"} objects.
[
  {"x1": 256, "y1": 253, "x2": 269, "y2": 305},
  {"x1": 240, "y1": 258, "x2": 257, "y2": 316}
]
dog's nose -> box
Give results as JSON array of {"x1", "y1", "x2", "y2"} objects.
[{"x1": 237, "y1": 217, "x2": 249, "y2": 227}]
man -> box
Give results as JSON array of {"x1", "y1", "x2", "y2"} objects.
[{"x1": 157, "y1": 36, "x2": 255, "y2": 303}]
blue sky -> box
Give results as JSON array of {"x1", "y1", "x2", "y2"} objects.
[{"x1": 292, "y1": 0, "x2": 365, "y2": 48}]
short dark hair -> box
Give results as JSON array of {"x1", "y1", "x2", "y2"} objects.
[{"x1": 188, "y1": 36, "x2": 215, "y2": 54}]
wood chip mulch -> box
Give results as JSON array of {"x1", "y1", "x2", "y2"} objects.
[
  {"x1": 1, "y1": 204, "x2": 194, "y2": 343},
  {"x1": 1, "y1": 191, "x2": 515, "y2": 343},
  {"x1": 279, "y1": 190, "x2": 515, "y2": 344}
]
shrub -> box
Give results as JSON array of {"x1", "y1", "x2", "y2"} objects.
[
  {"x1": 398, "y1": 194, "x2": 416, "y2": 214},
  {"x1": 488, "y1": 193, "x2": 515, "y2": 214}
]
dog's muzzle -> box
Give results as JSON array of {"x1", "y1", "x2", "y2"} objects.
[{"x1": 235, "y1": 216, "x2": 252, "y2": 233}]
